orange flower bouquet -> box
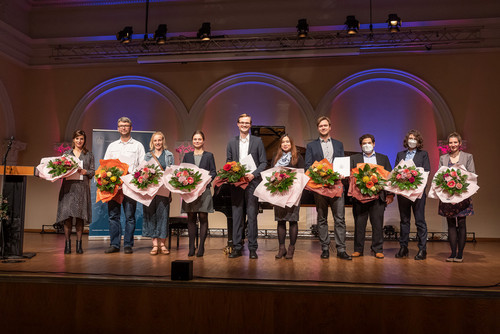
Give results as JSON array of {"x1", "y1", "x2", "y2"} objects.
[
  {"x1": 305, "y1": 159, "x2": 343, "y2": 198},
  {"x1": 95, "y1": 159, "x2": 129, "y2": 204},
  {"x1": 348, "y1": 163, "x2": 389, "y2": 203}
]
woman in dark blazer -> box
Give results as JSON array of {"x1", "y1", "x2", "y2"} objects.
[
  {"x1": 272, "y1": 135, "x2": 304, "y2": 259},
  {"x1": 394, "y1": 130, "x2": 431, "y2": 260},
  {"x1": 182, "y1": 130, "x2": 217, "y2": 257},
  {"x1": 439, "y1": 132, "x2": 475, "y2": 262}
]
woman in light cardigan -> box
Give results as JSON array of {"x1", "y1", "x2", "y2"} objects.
[{"x1": 438, "y1": 132, "x2": 475, "y2": 263}]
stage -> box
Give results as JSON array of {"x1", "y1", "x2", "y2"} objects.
[{"x1": 0, "y1": 232, "x2": 499, "y2": 333}]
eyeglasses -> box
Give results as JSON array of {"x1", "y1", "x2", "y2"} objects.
[{"x1": 118, "y1": 125, "x2": 131, "y2": 128}]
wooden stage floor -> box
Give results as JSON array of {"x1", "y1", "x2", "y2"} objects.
[
  {"x1": 1, "y1": 233, "x2": 500, "y2": 333},
  {"x1": 1, "y1": 232, "x2": 499, "y2": 292}
]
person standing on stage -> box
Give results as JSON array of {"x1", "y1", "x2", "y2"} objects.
[
  {"x1": 439, "y1": 132, "x2": 475, "y2": 263},
  {"x1": 350, "y1": 134, "x2": 393, "y2": 259},
  {"x1": 395, "y1": 130, "x2": 431, "y2": 260},
  {"x1": 143, "y1": 131, "x2": 174, "y2": 256},
  {"x1": 182, "y1": 130, "x2": 217, "y2": 257},
  {"x1": 57, "y1": 130, "x2": 95, "y2": 254},
  {"x1": 226, "y1": 114, "x2": 267, "y2": 259},
  {"x1": 103, "y1": 117, "x2": 145, "y2": 254},
  {"x1": 305, "y1": 116, "x2": 351, "y2": 260},
  {"x1": 272, "y1": 134, "x2": 304, "y2": 259}
]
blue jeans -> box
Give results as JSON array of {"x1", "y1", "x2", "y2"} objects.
[{"x1": 107, "y1": 196, "x2": 137, "y2": 248}]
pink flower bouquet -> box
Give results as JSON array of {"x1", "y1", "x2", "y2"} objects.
[
  {"x1": 254, "y1": 167, "x2": 309, "y2": 208},
  {"x1": 385, "y1": 160, "x2": 429, "y2": 201},
  {"x1": 36, "y1": 155, "x2": 81, "y2": 182},
  {"x1": 121, "y1": 161, "x2": 168, "y2": 206},
  {"x1": 163, "y1": 163, "x2": 212, "y2": 203},
  {"x1": 428, "y1": 164, "x2": 479, "y2": 203}
]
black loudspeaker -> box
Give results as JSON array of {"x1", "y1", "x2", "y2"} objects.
[
  {"x1": 171, "y1": 260, "x2": 193, "y2": 281},
  {"x1": 1, "y1": 175, "x2": 27, "y2": 257}
]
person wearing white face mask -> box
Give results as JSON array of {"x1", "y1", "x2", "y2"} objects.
[
  {"x1": 350, "y1": 134, "x2": 393, "y2": 259},
  {"x1": 395, "y1": 130, "x2": 431, "y2": 260}
]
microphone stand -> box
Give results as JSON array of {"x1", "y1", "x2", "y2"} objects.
[{"x1": 0, "y1": 137, "x2": 13, "y2": 260}]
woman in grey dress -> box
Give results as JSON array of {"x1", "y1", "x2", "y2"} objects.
[
  {"x1": 182, "y1": 130, "x2": 216, "y2": 257},
  {"x1": 143, "y1": 131, "x2": 174, "y2": 255},
  {"x1": 438, "y1": 132, "x2": 476, "y2": 262},
  {"x1": 272, "y1": 135, "x2": 304, "y2": 259},
  {"x1": 57, "y1": 130, "x2": 95, "y2": 254}
]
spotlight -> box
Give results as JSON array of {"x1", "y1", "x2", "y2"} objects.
[
  {"x1": 297, "y1": 19, "x2": 309, "y2": 38},
  {"x1": 345, "y1": 16, "x2": 359, "y2": 35},
  {"x1": 387, "y1": 14, "x2": 401, "y2": 33},
  {"x1": 154, "y1": 24, "x2": 167, "y2": 45},
  {"x1": 197, "y1": 22, "x2": 211, "y2": 41},
  {"x1": 116, "y1": 26, "x2": 133, "y2": 44}
]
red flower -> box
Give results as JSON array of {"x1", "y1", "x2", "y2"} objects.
[
  {"x1": 411, "y1": 170, "x2": 418, "y2": 176},
  {"x1": 447, "y1": 180, "x2": 456, "y2": 188},
  {"x1": 223, "y1": 163, "x2": 232, "y2": 171},
  {"x1": 409, "y1": 177, "x2": 415, "y2": 183},
  {"x1": 187, "y1": 177, "x2": 194, "y2": 184},
  {"x1": 366, "y1": 181, "x2": 374, "y2": 188}
]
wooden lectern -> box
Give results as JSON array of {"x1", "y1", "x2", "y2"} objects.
[{"x1": 1, "y1": 166, "x2": 35, "y2": 258}]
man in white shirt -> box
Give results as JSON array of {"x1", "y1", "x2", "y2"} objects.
[{"x1": 103, "y1": 117, "x2": 145, "y2": 254}]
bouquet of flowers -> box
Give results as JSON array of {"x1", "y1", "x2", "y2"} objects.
[
  {"x1": 385, "y1": 160, "x2": 429, "y2": 201},
  {"x1": 36, "y1": 155, "x2": 81, "y2": 182},
  {"x1": 213, "y1": 161, "x2": 250, "y2": 189},
  {"x1": 348, "y1": 163, "x2": 390, "y2": 203},
  {"x1": 265, "y1": 168, "x2": 297, "y2": 193},
  {"x1": 131, "y1": 164, "x2": 163, "y2": 190},
  {"x1": 0, "y1": 196, "x2": 8, "y2": 221},
  {"x1": 254, "y1": 167, "x2": 309, "y2": 208},
  {"x1": 168, "y1": 168, "x2": 202, "y2": 191},
  {"x1": 307, "y1": 160, "x2": 341, "y2": 186},
  {"x1": 428, "y1": 164, "x2": 479, "y2": 203},
  {"x1": 121, "y1": 161, "x2": 168, "y2": 207},
  {"x1": 94, "y1": 159, "x2": 129, "y2": 203},
  {"x1": 163, "y1": 163, "x2": 212, "y2": 203},
  {"x1": 305, "y1": 159, "x2": 344, "y2": 198}
]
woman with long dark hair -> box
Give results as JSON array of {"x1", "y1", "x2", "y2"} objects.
[
  {"x1": 272, "y1": 134, "x2": 304, "y2": 259},
  {"x1": 57, "y1": 130, "x2": 95, "y2": 254}
]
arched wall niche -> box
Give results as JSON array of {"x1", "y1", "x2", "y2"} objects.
[
  {"x1": 65, "y1": 75, "x2": 189, "y2": 142},
  {"x1": 316, "y1": 68, "x2": 455, "y2": 140},
  {"x1": 0, "y1": 80, "x2": 15, "y2": 139}
]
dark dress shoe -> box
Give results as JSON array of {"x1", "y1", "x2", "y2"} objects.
[
  {"x1": 75, "y1": 240, "x2": 83, "y2": 254},
  {"x1": 395, "y1": 246, "x2": 409, "y2": 258},
  {"x1": 320, "y1": 249, "x2": 329, "y2": 259},
  {"x1": 104, "y1": 246, "x2": 119, "y2": 254},
  {"x1": 337, "y1": 251, "x2": 352, "y2": 260},
  {"x1": 124, "y1": 246, "x2": 133, "y2": 254},
  {"x1": 228, "y1": 250, "x2": 242, "y2": 258},
  {"x1": 414, "y1": 249, "x2": 427, "y2": 260},
  {"x1": 249, "y1": 250, "x2": 258, "y2": 259}
]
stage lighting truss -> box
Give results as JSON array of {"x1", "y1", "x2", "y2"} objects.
[{"x1": 50, "y1": 26, "x2": 483, "y2": 62}]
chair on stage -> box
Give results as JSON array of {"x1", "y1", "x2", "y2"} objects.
[{"x1": 168, "y1": 216, "x2": 198, "y2": 250}]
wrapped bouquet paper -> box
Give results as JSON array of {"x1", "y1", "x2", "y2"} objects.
[
  {"x1": 163, "y1": 163, "x2": 212, "y2": 203},
  {"x1": 305, "y1": 159, "x2": 343, "y2": 198},
  {"x1": 121, "y1": 161, "x2": 167, "y2": 206},
  {"x1": 36, "y1": 155, "x2": 80, "y2": 182},
  {"x1": 95, "y1": 159, "x2": 129, "y2": 204},
  {"x1": 213, "y1": 161, "x2": 250, "y2": 189},
  {"x1": 348, "y1": 163, "x2": 389, "y2": 203},
  {"x1": 428, "y1": 164, "x2": 479, "y2": 203},
  {"x1": 254, "y1": 167, "x2": 309, "y2": 208},
  {"x1": 385, "y1": 160, "x2": 429, "y2": 201}
]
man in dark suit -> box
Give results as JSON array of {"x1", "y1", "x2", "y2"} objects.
[
  {"x1": 226, "y1": 114, "x2": 267, "y2": 259},
  {"x1": 394, "y1": 130, "x2": 431, "y2": 260},
  {"x1": 350, "y1": 134, "x2": 393, "y2": 259},
  {"x1": 305, "y1": 116, "x2": 351, "y2": 260}
]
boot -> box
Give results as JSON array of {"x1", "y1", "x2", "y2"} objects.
[
  {"x1": 275, "y1": 244, "x2": 287, "y2": 259},
  {"x1": 76, "y1": 240, "x2": 83, "y2": 254},
  {"x1": 64, "y1": 240, "x2": 71, "y2": 254},
  {"x1": 285, "y1": 245, "x2": 295, "y2": 259}
]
